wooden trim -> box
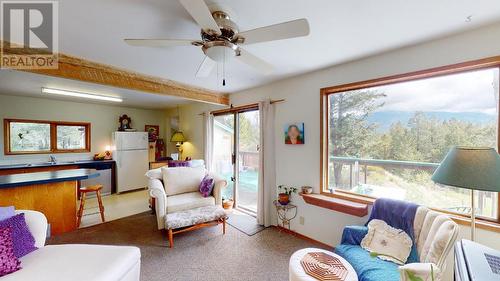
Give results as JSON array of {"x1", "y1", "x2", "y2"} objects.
[
  {"x1": 300, "y1": 193, "x2": 369, "y2": 217},
  {"x1": 321, "y1": 56, "x2": 500, "y2": 94},
  {"x1": 4, "y1": 118, "x2": 91, "y2": 155},
  {"x1": 1, "y1": 40, "x2": 229, "y2": 105},
  {"x1": 273, "y1": 226, "x2": 333, "y2": 249},
  {"x1": 320, "y1": 56, "x2": 500, "y2": 224}
]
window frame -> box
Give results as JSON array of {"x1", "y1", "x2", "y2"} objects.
[
  {"x1": 4, "y1": 118, "x2": 91, "y2": 155},
  {"x1": 320, "y1": 56, "x2": 500, "y2": 224}
]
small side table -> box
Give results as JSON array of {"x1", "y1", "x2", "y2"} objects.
[{"x1": 273, "y1": 200, "x2": 297, "y2": 230}]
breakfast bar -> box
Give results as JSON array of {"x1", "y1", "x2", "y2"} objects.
[{"x1": 0, "y1": 169, "x2": 100, "y2": 235}]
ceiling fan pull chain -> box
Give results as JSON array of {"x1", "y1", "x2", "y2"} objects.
[{"x1": 222, "y1": 47, "x2": 226, "y2": 86}]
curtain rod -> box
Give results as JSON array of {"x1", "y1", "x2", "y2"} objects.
[{"x1": 197, "y1": 99, "x2": 285, "y2": 116}]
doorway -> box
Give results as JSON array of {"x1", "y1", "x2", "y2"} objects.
[{"x1": 212, "y1": 108, "x2": 260, "y2": 215}]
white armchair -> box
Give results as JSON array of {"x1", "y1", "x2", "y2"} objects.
[{"x1": 147, "y1": 166, "x2": 228, "y2": 230}]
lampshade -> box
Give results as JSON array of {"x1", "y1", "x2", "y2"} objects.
[
  {"x1": 431, "y1": 146, "x2": 500, "y2": 192},
  {"x1": 170, "y1": 131, "x2": 186, "y2": 143}
]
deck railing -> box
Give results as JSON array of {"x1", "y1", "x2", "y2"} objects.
[{"x1": 330, "y1": 156, "x2": 440, "y2": 188}]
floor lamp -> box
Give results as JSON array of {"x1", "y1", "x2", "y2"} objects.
[{"x1": 431, "y1": 146, "x2": 500, "y2": 241}]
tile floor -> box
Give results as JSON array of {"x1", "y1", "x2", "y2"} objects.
[{"x1": 79, "y1": 189, "x2": 151, "y2": 228}]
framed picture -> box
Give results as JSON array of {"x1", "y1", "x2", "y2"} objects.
[
  {"x1": 284, "y1": 123, "x2": 305, "y2": 145},
  {"x1": 145, "y1": 125, "x2": 160, "y2": 142}
]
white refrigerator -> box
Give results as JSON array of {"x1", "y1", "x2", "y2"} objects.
[{"x1": 112, "y1": 132, "x2": 149, "y2": 193}]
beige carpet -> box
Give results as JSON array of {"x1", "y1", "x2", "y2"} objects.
[{"x1": 48, "y1": 212, "x2": 328, "y2": 281}]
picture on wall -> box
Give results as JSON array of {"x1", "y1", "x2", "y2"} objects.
[
  {"x1": 145, "y1": 125, "x2": 160, "y2": 141},
  {"x1": 284, "y1": 123, "x2": 305, "y2": 145}
]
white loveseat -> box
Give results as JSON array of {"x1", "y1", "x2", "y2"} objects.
[
  {"x1": 3, "y1": 210, "x2": 141, "y2": 281},
  {"x1": 147, "y1": 166, "x2": 227, "y2": 230}
]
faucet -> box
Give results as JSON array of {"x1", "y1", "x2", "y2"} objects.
[{"x1": 49, "y1": 155, "x2": 57, "y2": 164}]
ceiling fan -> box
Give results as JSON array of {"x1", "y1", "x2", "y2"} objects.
[{"x1": 124, "y1": 0, "x2": 310, "y2": 84}]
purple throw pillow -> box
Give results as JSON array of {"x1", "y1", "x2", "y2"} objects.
[
  {"x1": 0, "y1": 214, "x2": 37, "y2": 258},
  {"x1": 0, "y1": 206, "x2": 15, "y2": 221},
  {"x1": 168, "y1": 161, "x2": 190, "y2": 167},
  {"x1": 199, "y1": 175, "x2": 215, "y2": 197},
  {"x1": 0, "y1": 227, "x2": 22, "y2": 277}
]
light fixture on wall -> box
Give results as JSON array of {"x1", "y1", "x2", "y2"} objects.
[{"x1": 41, "y1": 87, "x2": 123, "y2": 102}]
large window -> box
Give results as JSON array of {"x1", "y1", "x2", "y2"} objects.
[
  {"x1": 321, "y1": 59, "x2": 500, "y2": 222},
  {"x1": 4, "y1": 119, "x2": 91, "y2": 154}
]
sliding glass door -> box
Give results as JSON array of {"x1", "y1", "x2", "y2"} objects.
[
  {"x1": 237, "y1": 110, "x2": 260, "y2": 213},
  {"x1": 212, "y1": 109, "x2": 260, "y2": 214}
]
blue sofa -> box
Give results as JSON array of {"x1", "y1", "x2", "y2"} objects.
[{"x1": 334, "y1": 199, "x2": 458, "y2": 281}]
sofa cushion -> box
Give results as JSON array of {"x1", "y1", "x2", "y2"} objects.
[
  {"x1": 2, "y1": 244, "x2": 140, "y2": 281},
  {"x1": 0, "y1": 206, "x2": 15, "y2": 221},
  {"x1": 335, "y1": 244, "x2": 400, "y2": 281},
  {"x1": 162, "y1": 166, "x2": 206, "y2": 196},
  {"x1": 167, "y1": 192, "x2": 215, "y2": 213}
]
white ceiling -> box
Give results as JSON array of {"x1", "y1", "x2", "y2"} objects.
[
  {"x1": 0, "y1": 70, "x2": 192, "y2": 109},
  {"x1": 2, "y1": 0, "x2": 500, "y2": 108},
  {"x1": 53, "y1": 0, "x2": 500, "y2": 93}
]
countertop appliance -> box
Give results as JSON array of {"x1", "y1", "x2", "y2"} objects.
[{"x1": 112, "y1": 132, "x2": 148, "y2": 193}]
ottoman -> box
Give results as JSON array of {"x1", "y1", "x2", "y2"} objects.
[
  {"x1": 289, "y1": 248, "x2": 358, "y2": 281},
  {"x1": 165, "y1": 205, "x2": 227, "y2": 248}
]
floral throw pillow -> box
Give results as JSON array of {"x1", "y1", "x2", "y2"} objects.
[
  {"x1": 199, "y1": 175, "x2": 215, "y2": 197},
  {"x1": 0, "y1": 227, "x2": 22, "y2": 277}
]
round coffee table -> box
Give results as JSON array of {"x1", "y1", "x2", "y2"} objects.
[{"x1": 289, "y1": 248, "x2": 358, "y2": 281}]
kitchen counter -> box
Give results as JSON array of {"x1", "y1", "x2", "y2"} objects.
[
  {"x1": 0, "y1": 168, "x2": 101, "y2": 235},
  {"x1": 0, "y1": 168, "x2": 100, "y2": 189},
  {"x1": 0, "y1": 159, "x2": 115, "y2": 170}
]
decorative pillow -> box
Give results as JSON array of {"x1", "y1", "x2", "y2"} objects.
[
  {"x1": 168, "y1": 161, "x2": 190, "y2": 167},
  {"x1": 199, "y1": 175, "x2": 215, "y2": 197},
  {"x1": 361, "y1": 219, "x2": 412, "y2": 265},
  {"x1": 0, "y1": 227, "x2": 22, "y2": 277},
  {"x1": 0, "y1": 214, "x2": 37, "y2": 258},
  {"x1": 0, "y1": 206, "x2": 15, "y2": 221}
]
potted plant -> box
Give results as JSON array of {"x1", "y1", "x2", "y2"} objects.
[
  {"x1": 222, "y1": 197, "x2": 234, "y2": 210},
  {"x1": 278, "y1": 185, "x2": 298, "y2": 205}
]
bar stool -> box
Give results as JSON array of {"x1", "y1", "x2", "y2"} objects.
[{"x1": 77, "y1": 184, "x2": 105, "y2": 227}]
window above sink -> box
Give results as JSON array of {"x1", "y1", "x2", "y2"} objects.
[{"x1": 4, "y1": 119, "x2": 91, "y2": 155}]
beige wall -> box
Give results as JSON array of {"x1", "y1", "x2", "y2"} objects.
[
  {"x1": 179, "y1": 21, "x2": 500, "y2": 280},
  {"x1": 166, "y1": 102, "x2": 223, "y2": 160},
  {"x1": 0, "y1": 94, "x2": 166, "y2": 164}
]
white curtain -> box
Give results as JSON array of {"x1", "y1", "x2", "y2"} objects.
[
  {"x1": 203, "y1": 111, "x2": 214, "y2": 172},
  {"x1": 257, "y1": 100, "x2": 276, "y2": 227}
]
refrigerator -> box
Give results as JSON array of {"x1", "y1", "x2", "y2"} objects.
[{"x1": 112, "y1": 132, "x2": 149, "y2": 193}]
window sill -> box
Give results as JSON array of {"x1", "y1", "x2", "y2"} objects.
[
  {"x1": 299, "y1": 193, "x2": 369, "y2": 217},
  {"x1": 314, "y1": 191, "x2": 500, "y2": 234}
]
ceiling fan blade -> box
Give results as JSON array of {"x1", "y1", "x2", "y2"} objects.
[
  {"x1": 124, "y1": 39, "x2": 200, "y2": 47},
  {"x1": 179, "y1": 0, "x2": 221, "y2": 35},
  {"x1": 238, "y1": 18, "x2": 310, "y2": 45},
  {"x1": 196, "y1": 56, "x2": 216, "y2": 77},
  {"x1": 236, "y1": 48, "x2": 274, "y2": 74}
]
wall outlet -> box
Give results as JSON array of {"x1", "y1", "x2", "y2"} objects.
[{"x1": 299, "y1": 216, "x2": 305, "y2": 225}]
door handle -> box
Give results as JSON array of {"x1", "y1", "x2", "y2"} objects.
[{"x1": 231, "y1": 177, "x2": 236, "y2": 182}]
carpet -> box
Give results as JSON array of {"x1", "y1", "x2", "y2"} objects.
[
  {"x1": 48, "y1": 212, "x2": 329, "y2": 281},
  {"x1": 227, "y1": 211, "x2": 266, "y2": 236}
]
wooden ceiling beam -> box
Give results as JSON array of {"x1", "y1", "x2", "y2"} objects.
[{"x1": 0, "y1": 40, "x2": 229, "y2": 105}]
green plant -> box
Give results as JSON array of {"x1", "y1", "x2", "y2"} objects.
[{"x1": 278, "y1": 185, "x2": 298, "y2": 195}]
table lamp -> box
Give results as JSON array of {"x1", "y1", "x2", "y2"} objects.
[
  {"x1": 170, "y1": 131, "x2": 186, "y2": 159},
  {"x1": 431, "y1": 146, "x2": 500, "y2": 240}
]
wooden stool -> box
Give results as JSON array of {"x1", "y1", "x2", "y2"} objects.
[{"x1": 77, "y1": 184, "x2": 105, "y2": 227}]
